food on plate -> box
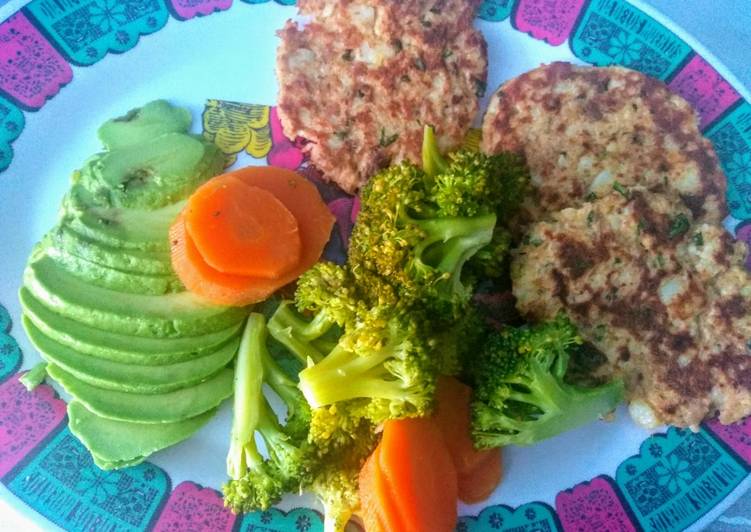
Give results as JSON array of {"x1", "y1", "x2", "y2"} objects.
[
  {"x1": 67, "y1": 401, "x2": 219, "y2": 470},
  {"x1": 20, "y1": 362, "x2": 48, "y2": 391},
  {"x1": 512, "y1": 188, "x2": 751, "y2": 428},
  {"x1": 14, "y1": 26, "x2": 749, "y2": 531},
  {"x1": 170, "y1": 166, "x2": 335, "y2": 306},
  {"x1": 433, "y1": 376, "x2": 503, "y2": 504},
  {"x1": 46, "y1": 363, "x2": 234, "y2": 423},
  {"x1": 468, "y1": 313, "x2": 624, "y2": 447},
  {"x1": 222, "y1": 312, "x2": 377, "y2": 531},
  {"x1": 19, "y1": 101, "x2": 246, "y2": 468},
  {"x1": 221, "y1": 128, "x2": 525, "y2": 531},
  {"x1": 348, "y1": 126, "x2": 528, "y2": 321},
  {"x1": 359, "y1": 417, "x2": 458, "y2": 532},
  {"x1": 276, "y1": 0, "x2": 488, "y2": 192},
  {"x1": 22, "y1": 316, "x2": 238, "y2": 394},
  {"x1": 481, "y1": 62, "x2": 727, "y2": 226},
  {"x1": 185, "y1": 175, "x2": 302, "y2": 278}
]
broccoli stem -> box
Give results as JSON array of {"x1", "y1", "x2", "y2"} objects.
[
  {"x1": 411, "y1": 213, "x2": 496, "y2": 297},
  {"x1": 20, "y1": 362, "x2": 48, "y2": 391},
  {"x1": 261, "y1": 345, "x2": 298, "y2": 405},
  {"x1": 477, "y1": 359, "x2": 624, "y2": 447},
  {"x1": 422, "y1": 125, "x2": 448, "y2": 177},
  {"x1": 227, "y1": 314, "x2": 266, "y2": 480},
  {"x1": 298, "y1": 345, "x2": 409, "y2": 408},
  {"x1": 268, "y1": 302, "x2": 332, "y2": 364},
  {"x1": 323, "y1": 502, "x2": 353, "y2": 532}
]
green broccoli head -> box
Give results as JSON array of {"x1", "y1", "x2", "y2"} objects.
[
  {"x1": 298, "y1": 308, "x2": 437, "y2": 421},
  {"x1": 470, "y1": 313, "x2": 624, "y2": 448},
  {"x1": 349, "y1": 126, "x2": 529, "y2": 320},
  {"x1": 433, "y1": 149, "x2": 530, "y2": 219},
  {"x1": 222, "y1": 444, "x2": 288, "y2": 513},
  {"x1": 223, "y1": 314, "x2": 314, "y2": 513},
  {"x1": 307, "y1": 421, "x2": 378, "y2": 532},
  {"x1": 295, "y1": 262, "x2": 365, "y2": 327},
  {"x1": 349, "y1": 160, "x2": 495, "y2": 319}
]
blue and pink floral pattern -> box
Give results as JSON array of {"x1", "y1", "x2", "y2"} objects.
[{"x1": 1, "y1": 0, "x2": 751, "y2": 530}]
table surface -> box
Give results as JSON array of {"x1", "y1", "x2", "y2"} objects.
[{"x1": 0, "y1": 1, "x2": 749, "y2": 530}]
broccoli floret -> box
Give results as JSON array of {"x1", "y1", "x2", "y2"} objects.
[
  {"x1": 307, "y1": 421, "x2": 378, "y2": 532},
  {"x1": 431, "y1": 304, "x2": 489, "y2": 376},
  {"x1": 349, "y1": 126, "x2": 529, "y2": 319},
  {"x1": 349, "y1": 160, "x2": 494, "y2": 319},
  {"x1": 223, "y1": 314, "x2": 311, "y2": 512},
  {"x1": 267, "y1": 301, "x2": 335, "y2": 365},
  {"x1": 298, "y1": 309, "x2": 437, "y2": 421},
  {"x1": 470, "y1": 314, "x2": 624, "y2": 448},
  {"x1": 433, "y1": 149, "x2": 529, "y2": 219},
  {"x1": 465, "y1": 227, "x2": 512, "y2": 280},
  {"x1": 295, "y1": 262, "x2": 365, "y2": 327}
]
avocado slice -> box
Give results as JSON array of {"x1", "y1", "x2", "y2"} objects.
[
  {"x1": 20, "y1": 287, "x2": 243, "y2": 365},
  {"x1": 45, "y1": 244, "x2": 181, "y2": 296},
  {"x1": 67, "y1": 401, "x2": 216, "y2": 470},
  {"x1": 25, "y1": 254, "x2": 247, "y2": 337},
  {"x1": 51, "y1": 224, "x2": 173, "y2": 276},
  {"x1": 49, "y1": 364, "x2": 233, "y2": 423},
  {"x1": 62, "y1": 186, "x2": 184, "y2": 253},
  {"x1": 24, "y1": 317, "x2": 239, "y2": 393},
  {"x1": 85, "y1": 133, "x2": 224, "y2": 210},
  {"x1": 98, "y1": 100, "x2": 192, "y2": 150}
]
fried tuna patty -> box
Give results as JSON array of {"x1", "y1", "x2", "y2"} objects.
[
  {"x1": 481, "y1": 62, "x2": 726, "y2": 226},
  {"x1": 277, "y1": 0, "x2": 487, "y2": 193},
  {"x1": 512, "y1": 189, "x2": 751, "y2": 428}
]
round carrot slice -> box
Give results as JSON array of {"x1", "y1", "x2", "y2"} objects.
[
  {"x1": 170, "y1": 214, "x2": 262, "y2": 306},
  {"x1": 223, "y1": 167, "x2": 334, "y2": 261},
  {"x1": 184, "y1": 174, "x2": 301, "y2": 278},
  {"x1": 457, "y1": 448, "x2": 503, "y2": 504},
  {"x1": 170, "y1": 167, "x2": 335, "y2": 307}
]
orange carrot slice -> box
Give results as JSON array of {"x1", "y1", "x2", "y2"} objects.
[
  {"x1": 378, "y1": 417, "x2": 458, "y2": 532},
  {"x1": 169, "y1": 167, "x2": 334, "y2": 307},
  {"x1": 433, "y1": 376, "x2": 503, "y2": 503},
  {"x1": 457, "y1": 448, "x2": 503, "y2": 504},
  {"x1": 359, "y1": 446, "x2": 386, "y2": 532},
  {"x1": 184, "y1": 174, "x2": 301, "y2": 278},
  {"x1": 224, "y1": 166, "x2": 334, "y2": 260}
]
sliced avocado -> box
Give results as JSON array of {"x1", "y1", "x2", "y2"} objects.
[
  {"x1": 68, "y1": 401, "x2": 216, "y2": 470},
  {"x1": 24, "y1": 254, "x2": 247, "y2": 338},
  {"x1": 51, "y1": 224, "x2": 172, "y2": 276},
  {"x1": 62, "y1": 186, "x2": 183, "y2": 253},
  {"x1": 98, "y1": 100, "x2": 192, "y2": 150},
  {"x1": 25, "y1": 317, "x2": 239, "y2": 393},
  {"x1": 20, "y1": 287, "x2": 243, "y2": 365},
  {"x1": 45, "y1": 244, "x2": 181, "y2": 296},
  {"x1": 88, "y1": 133, "x2": 223, "y2": 210},
  {"x1": 49, "y1": 364, "x2": 234, "y2": 423},
  {"x1": 92, "y1": 455, "x2": 147, "y2": 470}
]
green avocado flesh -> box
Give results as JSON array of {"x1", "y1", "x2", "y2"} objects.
[
  {"x1": 51, "y1": 224, "x2": 173, "y2": 276},
  {"x1": 45, "y1": 244, "x2": 181, "y2": 296},
  {"x1": 25, "y1": 317, "x2": 239, "y2": 393},
  {"x1": 19, "y1": 100, "x2": 243, "y2": 468},
  {"x1": 21, "y1": 288, "x2": 242, "y2": 365},
  {"x1": 50, "y1": 364, "x2": 234, "y2": 423},
  {"x1": 25, "y1": 253, "x2": 246, "y2": 338},
  {"x1": 81, "y1": 134, "x2": 223, "y2": 210},
  {"x1": 68, "y1": 401, "x2": 216, "y2": 470},
  {"x1": 98, "y1": 100, "x2": 192, "y2": 150},
  {"x1": 63, "y1": 187, "x2": 184, "y2": 252}
]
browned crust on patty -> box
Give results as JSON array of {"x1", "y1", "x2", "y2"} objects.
[
  {"x1": 277, "y1": 0, "x2": 487, "y2": 192},
  {"x1": 481, "y1": 62, "x2": 727, "y2": 226},
  {"x1": 512, "y1": 190, "x2": 751, "y2": 428}
]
